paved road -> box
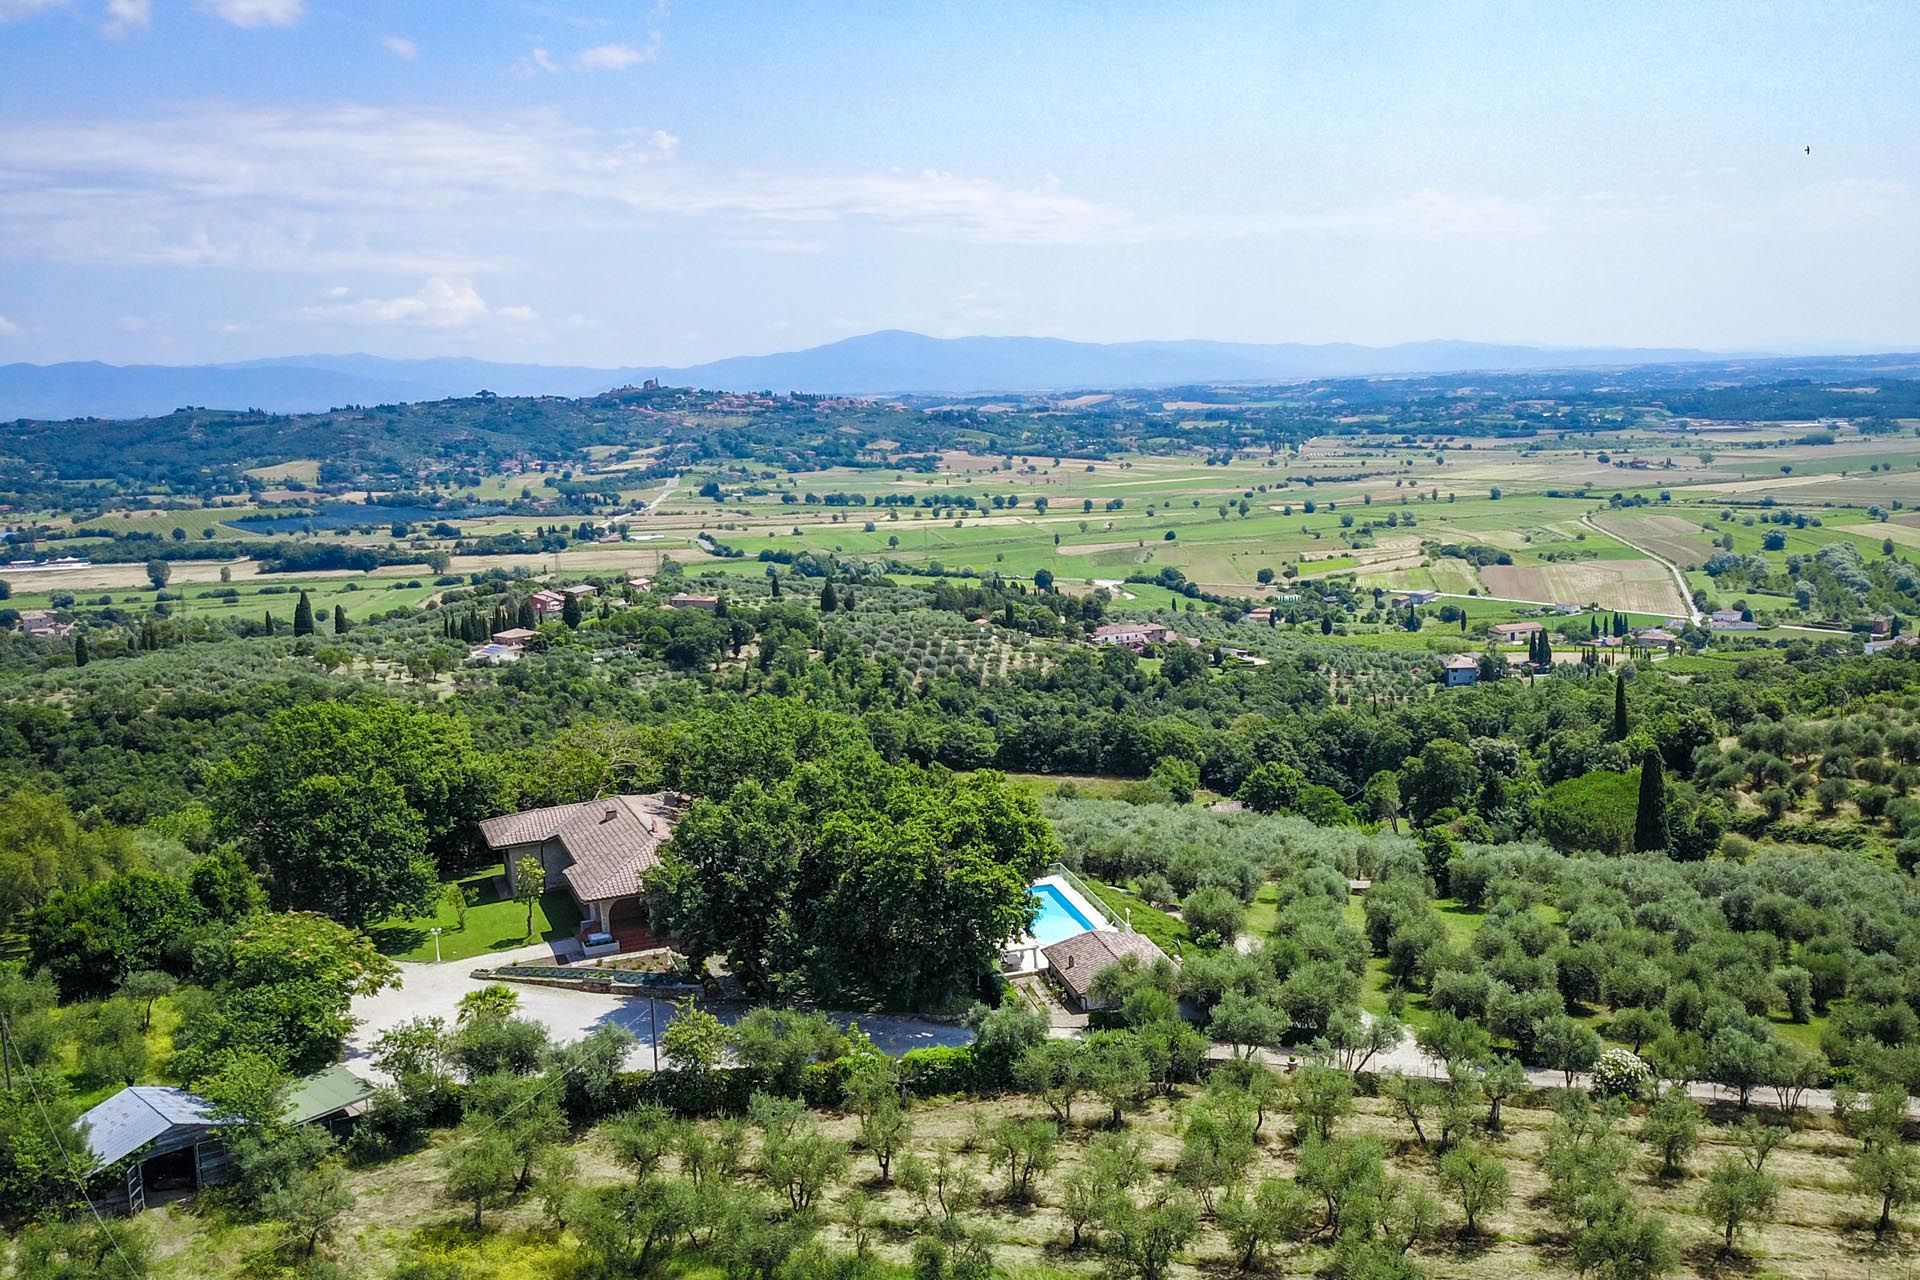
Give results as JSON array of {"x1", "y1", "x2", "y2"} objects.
[
  {"x1": 352, "y1": 950, "x2": 1899, "y2": 1120},
  {"x1": 344, "y1": 945, "x2": 970, "y2": 1081}
]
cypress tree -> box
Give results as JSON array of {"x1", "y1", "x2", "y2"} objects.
[
  {"x1": 770, "y1": 575, "x2": 782, "y2": 600},
  {"x1": 820, "y1": 582, "x2": 838, "y2": 612},
  {"x1": 518, "y1": 600, "x2": 535, "y2": 630},
  {"x1": 334, "y1": 605, "x2": 348, "y2": 634},
  {"x1": 1539, "y1": 632, "x2": 1552, "y2": 667},
  {"x1": 562, "y1": 592, "x2": 582, "y2": 628},
  {"x1": 292, "y1": 591, "x2": 314, "y2": 637},
  {"x1": 263, "y1": 611, "x2": 274, "y2": 636},
  {"x1": 1634, "y1": 748, "x2": 1668, "y2": 852},
  {"x1": 73, "y1": 633, "x2": 89, "y2": 667},
  {"x1": 1613, "y1": 671, "x2": 1629, "y2": 741}
]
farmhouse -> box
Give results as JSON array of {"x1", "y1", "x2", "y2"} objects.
[
  {"x1": 667, "y1": 593, "x2": 721, "y2": 611},
  {"x1": 1634, "y1": 627, "x2": 1681, "y2": 646},
  {"x1": 1488, "y1": 620, "x2": 1544, "y2": 641},
  {"x1": 1042, "y1": 929, "x2": 1174, "y2": 1012},
  {"x1": 528, "y1": 588, "x2": 567, "y2": 620},
  {"x1": 1388, "y1": 589, "x2": 1439, "y2": 608},
  {"x1": 1439, "y1": 654, "x2": 1480, "y2": 686},
  {"x1": 14, "y1": 608, "x2": 71, "y2": 638},
  {"x1": 1866, "y1": 634, "x2": 1918, "y2": 656},
  {"x1": 1089, "y1": 621, "x2": 1177, "y2": 651},
  {"x1": 482, "y1": 792, "x2": 684, "y2": 950}
]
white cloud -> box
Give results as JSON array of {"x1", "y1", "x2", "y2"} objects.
[
  {"x1": 302, "y1": 277, "x2": 537, "y2": 329},
  {"x1": 0, "y1": 314, "x2": 21, "y2": 336},
  {"x1": 0, "y1": 0, "x2": 64, "y2": 22},
  {"x1": 200, "y1": 0, "x2": 302, "y2": 28},
  {"x1": 1779, "y1": 178, "x2": 1913, "y2": 232},
  {"x1": 517, "y1": 45, "x2": 560, "y2": 75},
  {"x1": 0, "y1": 107, "x2": 1129, "y2": 268},
  {"x1": 573, "y1": 42, "x2": 648, "y2": 71},
  {"x1": 379, "y1": 34, "x2": 417, "y2": 59},
  {"x1": 101, "y1": 0, "x2": 149, "y2": 37},
  {"x1": 0, "y1": 102, "x2": 1791, "y2": 279}
]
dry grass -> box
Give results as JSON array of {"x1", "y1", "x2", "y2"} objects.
[
  {"x1": 1480, "y1": 560, "x2": 1687, "y2": 615},
  {"x1": 131, "y1": 1090, "x2": 1920, "y2": 1280}
]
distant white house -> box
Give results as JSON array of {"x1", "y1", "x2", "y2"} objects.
[
  {"x1": 1090, "y1": 621, "x2": 1177, "y2": 652},
  {"x1": 468, "y1": 642, "x2": 523, "y2": 665}
]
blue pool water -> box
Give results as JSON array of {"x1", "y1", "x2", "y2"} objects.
[{"x1": 1030, "y1": 882, "x2": 1098, "y2": 945}]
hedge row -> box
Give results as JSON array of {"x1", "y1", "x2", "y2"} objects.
[{"x1": 603, "y1": 1044, "x2": 990, "y2": 1116}]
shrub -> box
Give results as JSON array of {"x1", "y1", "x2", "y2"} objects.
[{"x1": 1592, "y1": 1048, "x2": 1653, "y2": 1099}]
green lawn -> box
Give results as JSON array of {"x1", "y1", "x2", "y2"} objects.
[
  {"x1": 370, "y1": 864, "x2": 582, "y2": 963},
  {"x1": 1245, "y1": 882, "x2": 1280, "y2": 935},
  {"x1": 1086, "y1": 879, "x2": 1190, "y2": 953}
]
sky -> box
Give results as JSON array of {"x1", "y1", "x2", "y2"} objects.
[{"x1": 0, "y1": 0, "x2": 1916, "y2": 367}]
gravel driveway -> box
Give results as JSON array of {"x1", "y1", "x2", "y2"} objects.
[{"x1": 345, "y1": 944, "x2": 971, "y2": 1081}]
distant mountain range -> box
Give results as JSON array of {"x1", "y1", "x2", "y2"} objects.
[{"x1": 0, "y1": 330, "x2": 1772, "y2": 420}]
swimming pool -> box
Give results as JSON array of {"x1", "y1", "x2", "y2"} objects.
[{"x1": 1029, "y1": 882, "x2": 1099, "y2": 945}]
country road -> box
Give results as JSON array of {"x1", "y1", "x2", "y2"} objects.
[
  {"x1": 1579, "y1": 512, "x2": 1702, "y2": 623},
  {"x1": 356, "y1": 945, "x2": 1907, "y2": 1122}
]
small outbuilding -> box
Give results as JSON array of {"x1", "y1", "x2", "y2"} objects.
[
  {"x1": 79, "y1": 1086, "x2": 238, "y2": 1212},
  {"x1": 76, "y1": 1067, "x2": 375, "y2": 1213},
  {"x1": 1041, "y1": 929, "x2": 1174, "y2": 1012}
]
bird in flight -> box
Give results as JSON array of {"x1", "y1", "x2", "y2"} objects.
[{"x1": 1805, "y1": 145, "x2": 1812, "y2": 154}]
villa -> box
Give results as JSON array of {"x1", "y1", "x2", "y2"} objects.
[
  {"x1": 1488, "y1": 620, "x2": 1544, "y2": 641},
  {"x1": 1440, "y1": 654, "x2": 1480, "y2": 686},
  {"x1": 1089, "y1": 621, "x2": 1176, "y2": 651},
  {"x1": 482, "y1": 792, "x2": 684, "y2": 951}
]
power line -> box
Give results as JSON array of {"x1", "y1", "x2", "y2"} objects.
[{"x1": 2, "y1": 1011, "x2": 145, "y2": 1280}]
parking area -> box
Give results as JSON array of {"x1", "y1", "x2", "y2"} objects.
[{"x1": 344, "y1": 944, "x2": 972, "y2": 1080}]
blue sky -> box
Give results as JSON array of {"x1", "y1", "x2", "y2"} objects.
[{"x1": 0, "y1": 0, "x2": 1915, "y2": 366}]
